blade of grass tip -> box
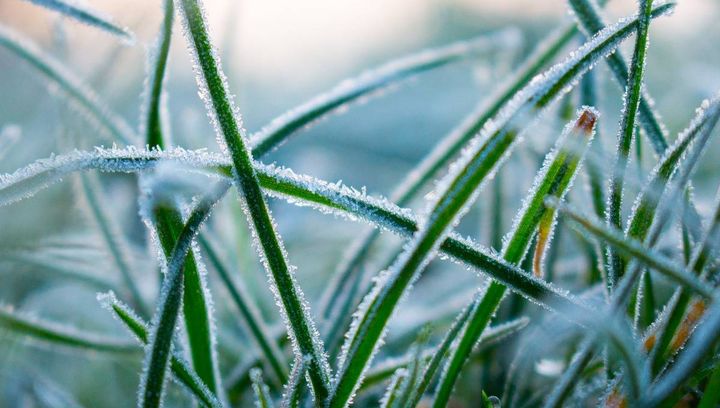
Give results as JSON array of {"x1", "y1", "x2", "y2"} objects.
[
  {"x1": 199, "y1": 235, "x2": 289, "y2": 385},
  {"x1": 98, "y1": 292, "x2": 223, "y2": 408},
  {"x1": 568, "y1": 0, "x2": 669, "y2": 153},
  {"x1": 648, "y1": 182, "x2": 720, "y2": 375},
  {"x1": 143, "y1": 0, "x2": 174, "y2": 150},
  {"x1": 79, "y1": 172, "x2": 147, "y2": 316},
  {"x1": 431, "y1": 110, "x2": 597, "y2": 408},
  {"x1": 280, "y1": 356, "x2": 311, "y2": 408},
  {"x1": 330, "y1": 8, "x2": 675, "y2": 402},
  {"x1": 0, "y1": 24, "x2": 136, "y2": 145},
  {"x1": 25, "y1": 0, "x2": 134, "y2": 41},
  {"x1": 393, "y1": 329, "x2": 431, "y2": 406},
  {"x1": 318, "y1": 22, "x2": 578, "y2": 323},
  {"x1": 640, "y1": 299, "x2": 720, "y2": 406},
  {"x1": 548, "y1": 200, "x2": 713, "y2": 298},
  {"x1": 0, "y1": 305, "x2": 137, "y2": 354},
  {"x1": 698, "y1": 363, "x2": 720, "y2": 408},
  {"x1": 250, "y1": 369, "x2": 275, "y2": 408},
  {"x1": 139, "y1": 183, "x2": 226, "y2": 408},
  {"x1": 603, "y1": 0, "x2": 656, "y2": 290},
  {"x1": 360, "y1": 317, "x2": 530, "y2": 393},
  {"x1": 0, "y1": 147, "x2": 584, "y2": 315},
  {"x1": 248, "y1": 29, "x2": 521, "y2": 156},
  {"x1": 175, "y1": 0, "x2": 332, "y2": 400},
  {"x1": 542, "y1": 338, "x2": 597, "y2": 408},
  {"x1": 402, "y1": 297, "x2": 476, "y2": 408},
  {"x1": 143, "y1": 0, "x2": 221, "y2": 396}
]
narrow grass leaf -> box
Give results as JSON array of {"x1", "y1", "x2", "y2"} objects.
[
  {"x1": 250, "y1": 368, "x2": 275, "y2": 408},
  {"x1": 379, "y1": 369, "x2": 407, "y2": 408},
  {"x1": 25, "y1": 0, "x2": 134, "y2": 41},
  {"x1": 175, "y1": 0, "x2": 332, "y2": 400},
  {"x1": 280, "y1": 355, "x2": 310, "y2": 408}
]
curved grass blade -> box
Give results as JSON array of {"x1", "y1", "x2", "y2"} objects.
[
  {"x1": 175, "y1": 0, "x2": 332, "y2": 400},
  {"x1": 199, "y1": 235, "x2": 288, "y2": 385},
  {"x1": 568, "y1": 0, "x2": 669, "y2": 153},
  {"x1": 548, "y1": 199, "x2": 713, "y2": 298},
  {"x1": 379, "y1": 369, "x2": 407, "y2": 408},
  {"x1": 250, "y1": 368, "x2": 275, "y2": 408},
  {"x1": 249, "y1": 29, "x2": 521, "y2": 156},
  {"x1": 431, "y1": 110, "x2": 597, "y2": 408},
  {"x1": 280, "y1": 355, "x2": 310, "y2": 408},
  {"x1": 143, "y1": 0, "x2": 174, "y2": 149},
  {"x1": 329, "y1": 5, "x2": 677, "y2": 401},
  {"x1": 0, "y1": 24, "x2": 136, "y2": 145},
  {"x1": 139, "y1": 183, "x2": 226, "y2": 408},
  {"x1": 79, "y1": 172, "x2": 147, "y2": 315},
  {"x1": 318, "y1": 23, "x2": 577, "y2": 324},
  {"x1": 98, "y1": 293, "x2": 223, "y2": 408},
  {"x1": 25, "y1": 0, "x2": 134, "y2": 41},
  {"x1": 0, "y1": 305, "x2": 137, "y2": 354},
  {"x1": 0, "y1": 147, "x2": 585, "y2": 315},
  {"x1": 604, "y1": 0, "x2": 656, "y2": 289}
]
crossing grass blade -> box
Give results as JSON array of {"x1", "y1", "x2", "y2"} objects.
[{"x1": 24, "y1": 0, "x2": 134, "y2": 41}]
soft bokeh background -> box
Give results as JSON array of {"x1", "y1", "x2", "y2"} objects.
[{"x1": 0, "y1": 0, "x2": 719, "y2": 406}]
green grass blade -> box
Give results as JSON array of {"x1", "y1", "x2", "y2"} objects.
[
  {"x1": 175, "y1": 0, "x2": 332, "y2": 400},
  {"x1": 249, "y1": 29, "x2": 521, "y2": 156},
  {"x1": 542, "y1": 339, "x2": 596, "y2": 408},
  {"x1": 280, "y1": 356, "x2": 310, "y2": 408},
  {"x1": 0, "y1": 148, "x2": 585, "y2": 315},
  {"x1": 698, "y1": 363, "x2": 720, "y2": 408},
  {"x1": 250, "y1": 368, "x2": 275, "y2": 408},
  {"x1": 25, "y1": 0, "x2": 133, "y2": 41},
  {"x1": 0, "y1": 24, "x2": 136, "y2": 145},
  {"x1": 318, "y1": 23, "x2": 578, "y2": 323},
  {"x1": 0, "y1": 305, "x2": 137, "y2": 354},
  {"x1": 199, "y1": 235, "x2": 289, "y2": 385},
  {"x1": 139, "y1": 184, "x2": 225, "y2": 408},
  {"x1": 431, "y1": 110, "x2": 596, "y2": 408},
  {"x1": 549, "y1": 199, "x2": 713, "y2": 298},
  {"x1": 604, "y1": 0, "x2": 656, "y2": 289},
  {"x1": 79, "y1": 172, "x2": 147, "y2": 315},
  {"x1": 99, "y1": 293, "x2": 223, "y2": 408},
  {"x1": 379, "y1": 369, "x2": 407, "y2": 408},
  {"x1": 568, "y1": 0, "x2": 669, "y2": 153},
  {"x1": 144, "y1": 0, "x2": 174, "y2": 150}
]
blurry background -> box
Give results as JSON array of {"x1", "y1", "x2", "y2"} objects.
[{"x1": 0, "y1": 0, "x2": 719, "y2": 406}]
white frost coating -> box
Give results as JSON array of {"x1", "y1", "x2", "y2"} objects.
[
  {"x1": 248, "y1": 28, "x2": 523, "y2": 150},
  {"x1": 378, "y1": 368, "x2": 408, "y2": 408},
  {"x1": 281, "y1": 354, "x2": 311, "y2": 408}
]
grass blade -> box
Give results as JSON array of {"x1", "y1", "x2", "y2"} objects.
[
  {"x1": 175, "y1": 0, "x2": 332, "y2": 400},
  {"x1": 0, "y1": 305, "x2": 137, "y2": 354},
  {"x1": 25, "y1": 0, "x2": 134, "y2": 41},
  {"x1": 548, "y1": 199, "x2": 713, "y2": 298},
  {"x1": 604, "y1": 0, "x2": 656, "y2": 289},
  {"x1": 199, "y1": 235, "x2": 288, "y2": 385},
  {"x1": 379, "y1": 369, "x2": 407, "y2": 408},
  {"x1": 143, "y1": 0, "x2": 174, "y2": 150},
  {"x1": 698, "y1": 363, "x2": 720, "y2": 408},
  {"x1": 0, "y1": 24, "x2": 136, "y2": 145},
  {"x1": 249, "y1": 29, "x2": 521, "y2": 156},
  {"x1": 431, "y1": 109, "x2": 597, "y2": 408},
  {"x1": 280, "y1": 356, "x2": 310, "y2": 408},
  {"x1": 98, "y1": 293, "x2": 223, "y2": 408},
  {"x1": 139, "y1": 183, "x2": 226, "y2": 408}
]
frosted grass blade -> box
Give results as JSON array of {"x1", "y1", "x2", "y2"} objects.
[
  {"x1": 0, "y1": 305, "x2": 137, "y2": 354},
  {"x1": 548, "y1": 200, "x2": 713, "y2": 298},
  {"x1": 175, "y1": 0, "x2": 332, "y2": 400},
  {"x1": 379, "y1": 369, "x2": 407, "y2": 408},
  {"x1": 199, "y1": 235, "x2": 288, "y2": 385},
  {"x1": 249, "y1": 29, "x2": 522, "y2": 156},
  {"x1": 431, "y1": 110, "x2": 597, "y2": 408},
  {"x1": 0, "y1": 25, "x2": 136, "y2": 145},
  {"x1": 280, "y1": 356, "x2": 310, "y2": 408},
  {"x1": 143, "y1": 0, "x2": 174, "y2": 149},
  {"x1": 25, "y1": 0, "x2": 134, "y2": 41},
  {"x1": 139, "y1": 184, "x2": 225, "y2": 408},
  {"x1": 99, "y1": 293, "x2": 223, "y2": 408}
]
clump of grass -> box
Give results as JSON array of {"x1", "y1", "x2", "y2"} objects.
[{"x1": 1, "y1": 0, "x2": 719, "y2": 407}]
